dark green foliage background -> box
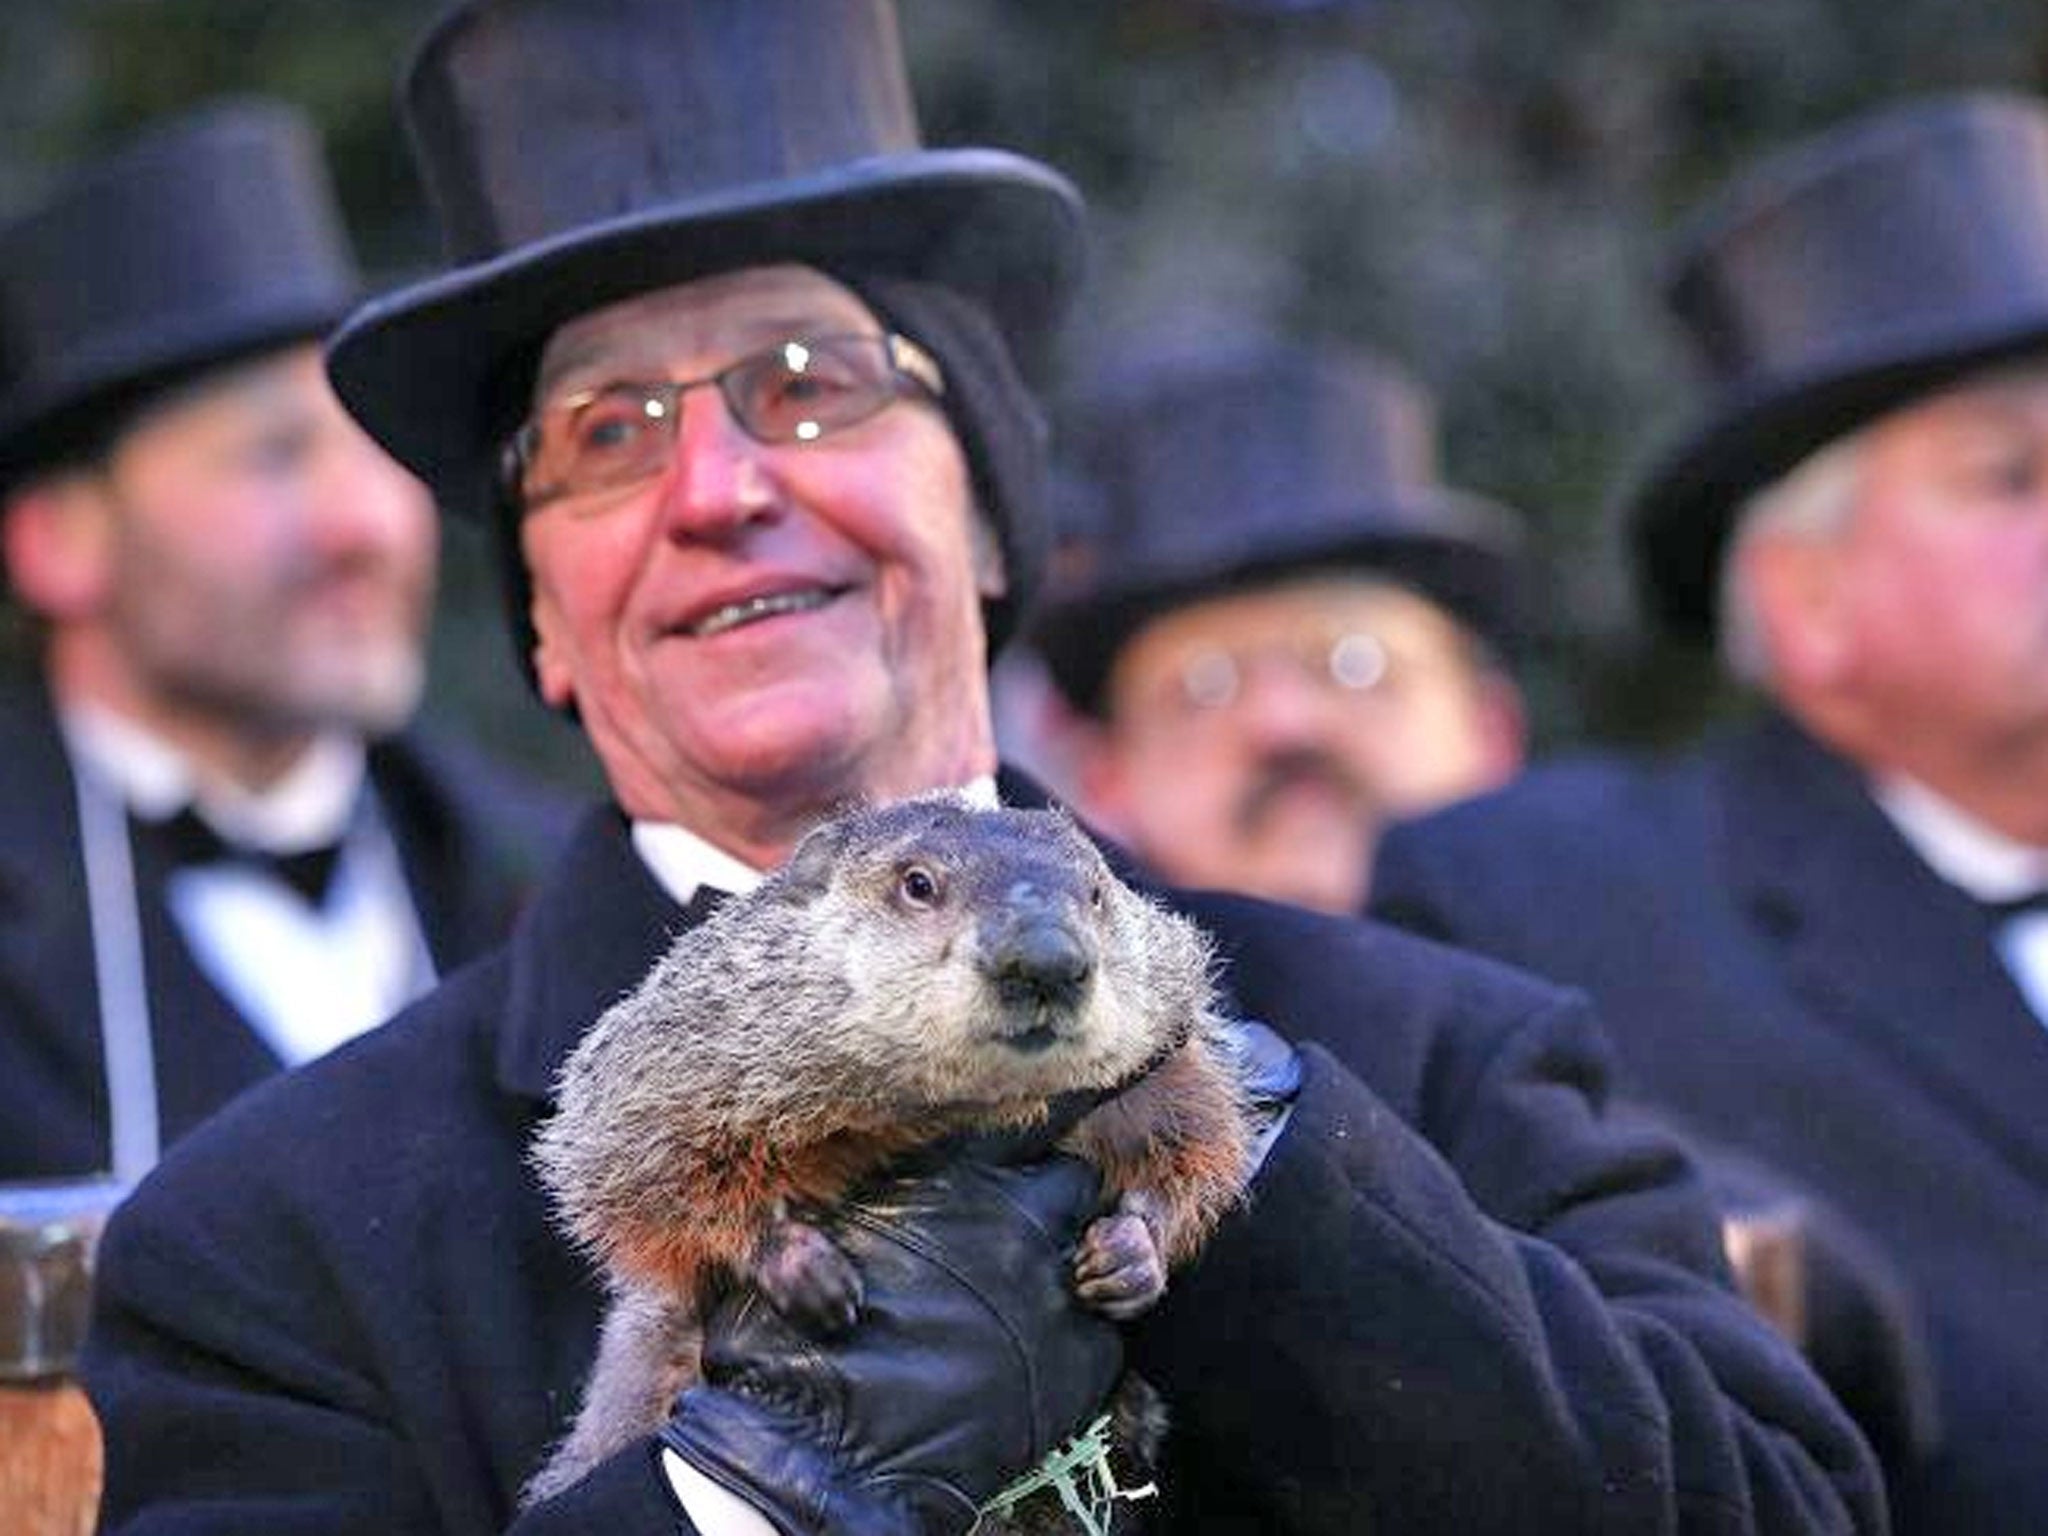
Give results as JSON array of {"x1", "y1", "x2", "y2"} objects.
[{"x1": 5, "y1": 0, "x2": 2043, "y2": 785}]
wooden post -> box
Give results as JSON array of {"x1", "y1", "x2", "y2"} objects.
[
  {"x1": 0, "y1": 1382, "x2": 102, "y2": 1536},
  {"x1": 1, "y1": 1180, "x2": 127, "y2": 1536}
]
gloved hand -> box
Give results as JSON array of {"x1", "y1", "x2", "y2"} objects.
[{"x1": 660, "y1": 1156, "x2": 1125, "y2": 1536}]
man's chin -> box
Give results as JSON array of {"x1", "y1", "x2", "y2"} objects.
[
  {"x1": 1236, "y1": 853, "x2": 1371, "y2": 916},
  {"x1": 1234, "y1": 810, "x2": 1375, "y2": 908},
  {"x1": 281, "y1": 651, "x2": 428, "y2": 737}
]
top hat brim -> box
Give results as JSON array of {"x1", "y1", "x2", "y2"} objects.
[
  {"x1": 1034, "y1": 487, "x2": 1528, "y2": 717},
  {"x1": 1626, "y1": 306, "x2": 2048, "y2": 641},
  {"x1": 326, "y1": 148, "x2": 1084, "y2": 519},
  {"x1": 0, "y1": 294, "x2": 352, "y2": 487}
]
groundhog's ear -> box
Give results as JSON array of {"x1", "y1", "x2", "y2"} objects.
[{"x1": 772, "y1": 824, "x2": 843, "y2": 906}]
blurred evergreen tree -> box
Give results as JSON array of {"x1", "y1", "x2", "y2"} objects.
[{"x1": 3, "y1": 0, "x2": 2045, "y2": 769}]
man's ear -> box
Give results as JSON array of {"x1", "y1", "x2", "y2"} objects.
[
  {"x1": 528, "y1": 584, "x2": 578, "y2": 711},
  {"x1": 971, "y1": 507, "x2": 1008, "y2": 600},
  {"x1": 1470, "y1": 669, "x2": 1530, "y2": 787},
  {"x1": 2, "y1": 474, "x2": 115, "y2": 622},
  {"x1": 1744, "y1": 530, "x2": 1852, "y2": 693}
]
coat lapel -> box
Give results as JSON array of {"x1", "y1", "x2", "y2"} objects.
[
  {"x1": 0, "y1": 684, "x2": 108, "y2": 1137},
  {"x1": 494, "y1": 805, "x2": 704, "y2": 1101},
  {"x1": 370, "y1": 731, "x2": 578, "y2": 975},
  {"x1": 0, "y1": 681, "x2": 314, "y2": 1169},
  {"x1": 1716, "y1": 713, "x2": 2048, "y2": 1185}
]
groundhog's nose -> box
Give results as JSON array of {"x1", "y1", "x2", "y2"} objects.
[{"x1": 987, "y1": 920, "x2": 1094, "y2": 1014}]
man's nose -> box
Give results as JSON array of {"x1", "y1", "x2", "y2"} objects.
[
  {"x1": 1234, "y1": 653, "x2": 1344, "y2": 743},
  {"x1": 312, "y1": 429, "x2": 434, "y2": 559},
  {"x1": 657, "y1": 387, "x2": 778, "y2": 540}
]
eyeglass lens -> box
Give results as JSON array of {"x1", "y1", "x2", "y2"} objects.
[
  {"x1": 517, "y1": 334, "x2": 929, "y2": 504},
  {"x1": 1176, "y1": 631, "x2": 1392, "y2": 711}
]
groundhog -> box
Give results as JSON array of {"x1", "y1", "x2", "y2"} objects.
[{"x1": 524, "y1": 792, "x2": 1256, "y2": 1520}]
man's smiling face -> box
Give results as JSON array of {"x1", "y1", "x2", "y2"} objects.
[{"x1": 518, "y1": 265, "x2": 1006, "y2": 856}]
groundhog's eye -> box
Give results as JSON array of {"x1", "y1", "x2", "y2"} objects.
[
  {"x1": 1089, "y1": 883, "x2": 1105, "y2": 910},
  {"x1": 898, "y1": 865, "x2": 942, "y2": 907}
]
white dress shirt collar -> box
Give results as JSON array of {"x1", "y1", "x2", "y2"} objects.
[
  {"x1": 1871, "y1": 773, "x2": 2048, "y2": 903},
  {"x1": 60, "y1": 700, "x2": 368, "y2": 851},
  {"x1": 57, "y1": 701, "x2": 431, "y2": 1067}
]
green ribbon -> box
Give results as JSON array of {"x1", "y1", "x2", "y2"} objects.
[{"x1": 971, "y1": 1414, "x2": 1159, "y2": 1535}]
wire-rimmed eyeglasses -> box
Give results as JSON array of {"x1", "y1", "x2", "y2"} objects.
[{"x1": 505, "y1": 332, "x2": 945, "y2": 508}]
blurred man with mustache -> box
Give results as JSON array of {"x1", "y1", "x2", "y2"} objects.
[
  {"x1": 0, "y1": 101, "x2": 570, "y2": 1183},
  {"x1": 1033, "y1": 338, "x2": 1528, "y2": 913},
  {"x1": 1029, "y1": 337, "x2": 1935, "y2": 1477}
]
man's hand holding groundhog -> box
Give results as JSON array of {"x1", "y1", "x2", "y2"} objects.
[{"x1": 660, "y1": 1156, "x2": 1127, "y2": 1536}]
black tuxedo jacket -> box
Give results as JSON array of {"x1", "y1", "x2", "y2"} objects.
[
  {"x1": 84, "y1": 790, "x2": 1883, "y2": 1534},
  {"x1": 0, "y1": 678, "x2": 574, "y2": 1177},
  {"x1": 1375, "y1": 709, "x2": 2048, "y2": 1534}
]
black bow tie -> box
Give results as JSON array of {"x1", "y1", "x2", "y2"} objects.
[
  {"x1": 683, "y1": 884, "x2": 733, "y2": 923},
  {"x1": 135, "y1": 806, "x2": 346, "y2": 907}
]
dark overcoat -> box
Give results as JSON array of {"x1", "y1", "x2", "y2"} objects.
[
  {"x1": 1373, "y1": 709, "x2": 2048, "y2": 1535},
  {"x1": 0, "y1": 677, "x2": 574, "y2": 1177},
  {"x1": 81, "y1": 786, "x2": 1884, "y2": 1534}
]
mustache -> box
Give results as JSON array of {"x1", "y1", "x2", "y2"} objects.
[
  {"x1": 281, "y1": 549, "x2": 432, "y2": 608},
  {"x1": 1231, "y1": 748, "x2": 1373, "y2": 836}
]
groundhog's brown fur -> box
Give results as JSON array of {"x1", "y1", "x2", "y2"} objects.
[{"x1": 524, "y1": 793, "x2": 1254, "y2": 1511}]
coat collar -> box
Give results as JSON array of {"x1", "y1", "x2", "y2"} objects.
[{"x1": 1715, "y1": 709, "x2": 2048, "y2": 1180}]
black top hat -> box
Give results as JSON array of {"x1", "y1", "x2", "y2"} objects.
[
  {"x1": 326, "y1": 0, "x2": 1086, "y2": 534},
  {"x1": 1033, "y1": 339, "x2": 1528, "y2": 717},
  {"x1": 1627, "y1": 92, "x2": 2048, "y2": 640},
  {"x1": 0, "y1": 100, "x2": 360, "y2": 488}
]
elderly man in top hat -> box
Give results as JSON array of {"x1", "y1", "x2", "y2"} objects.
[
  {"x1": 82, "y1": 6, "x2": 1883, "y2": 1534},
  {"x1": 0, "y1": 101, "x2": 570, "y2": 1187},
  {"x1": 1032, "y1": 339, "x2": 1528, "y2": 914},
  {"x1": 1373, "y1": 92, "x2": 2048, "y2": 1533}
]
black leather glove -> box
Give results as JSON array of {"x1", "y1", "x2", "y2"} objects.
[{"x1": 660, "y1": 1156, "x2": 1125, "y2": 1536}]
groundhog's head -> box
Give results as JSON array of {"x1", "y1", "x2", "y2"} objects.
[{"x1": 756, "y1": 793, "x2": 1217, "y2": 1116}]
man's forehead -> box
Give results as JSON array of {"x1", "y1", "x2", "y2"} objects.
[
  {"x1": 115, "y1": 342, "x2": 331, "y2": 446},
  {"x1": 533, "y1": 264, "x2": 877, "y2": 395},
  {"x1": 1903, "y1": 357, "x2": 2048, "y2": 430},
  {"x1": 1147, "y1": 573, "x2": 1465, "y2": 640}
]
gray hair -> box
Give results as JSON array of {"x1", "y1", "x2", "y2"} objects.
[{"x1": 1717, "y1": 432, "x2": 1867, "y2": 688}]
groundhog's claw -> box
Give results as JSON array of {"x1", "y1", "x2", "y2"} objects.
[
  {"x1": 1071, "y1": 1210, "x2": 1167, "y2": 1320},
  {"x1": 752, "y1": 1216, "x2": 864, "y2": 1335}
]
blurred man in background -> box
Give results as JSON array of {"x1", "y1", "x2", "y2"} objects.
[
  {"x1": 1373, "y1": 92, "x2": 2048, "y2": 1531},
  {"x1": 1032, "y1": 338, "x2": 1528, "y2": 912},
  {"x1": 0, "y1": 100, "x2": 569, "y2": 1184}
]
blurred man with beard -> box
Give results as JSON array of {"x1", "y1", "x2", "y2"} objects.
[
  {"x1": 0, "y1": 101, "x2": 570, "y2": 1182},
  {"x1": 1033, "y1": 338, "x2": 1528, "y2": 913}
]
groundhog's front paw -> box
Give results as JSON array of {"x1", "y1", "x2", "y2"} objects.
[
  {"x1": 1071, "y1": 1209, "x2": 1166, "y2": 1321},
  {"x1": 751, "y1": 1215, "x2": 863, "y2": 1335}
]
